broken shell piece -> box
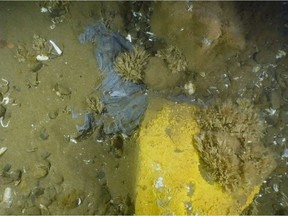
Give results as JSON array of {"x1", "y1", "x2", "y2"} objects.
[
  {"x1": 3, "y1": 187, "x2": 12, "y2": 208},
  {"x1": 40, "y1": 7, "x2": 48, "y2": 13},
  {"x1": 265, "y1": 107, "x2": 277, "y2": 116},
  {"x1": 0, "y1": 147, "x2": 7, "y2": 156},
  {"x1": 276, "y1": 50, "x2": 286, "y2": 59},
  {"x1": 49, "y1": 40, "x2": 62, "y2": 55},
  {"x1": 184, "y1": 81, "x2": 196, "y2": 95},
  {"x1": 273, "y1": 183, "x2": 279, "y2": 192},
  {"x1": 36, "y1": 54, "x2": 49, "y2": 61},
  {"x1": 282, "y1": 148, "x2": 288, "y2": 158},
  {"x1": 126, "y1": 34, "x2": 132, "y2": 42},
  {"x1": 50, "y1": 24, "x2": 56, "y2": 30},
  {"x1": 199, "y1": 71, "x2": 206, "y2": 78},
  {"x1": 252, "y1": 65, "x2": 261, "y2": 73}
]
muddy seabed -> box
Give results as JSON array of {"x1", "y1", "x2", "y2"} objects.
[{"x1": 0, "y1": 1, "x2": 287, "y2": 215}]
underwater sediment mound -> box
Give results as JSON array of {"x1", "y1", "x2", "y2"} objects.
[{"x1": 195, "y1": 99, "x2": 276, "y2": 193}]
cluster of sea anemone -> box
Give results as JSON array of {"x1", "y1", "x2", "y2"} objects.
[
  {"x1": 113, "y1": 45, "x2": 150, "y2": 83},
  {"x1": 156, "y1": 45, "x2": 188, "y2": 74},
  {"x1": 194, "y1": 99, "x2": 276, "y2": 193}
]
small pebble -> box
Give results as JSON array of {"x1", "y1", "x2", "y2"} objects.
[
  {"x1": 41, "y1": 151, "x2": 51, "y2": 160},
  {"x1": 49, "y1": 171, "x2": 64, "y2": 185},
  {"x1": 30, "y1": 62, "x2": 43, "y2": 73},
  {"x1": 38, "y1": 196, "x2": 52, "y2": 207},
  {"x1": 33, "y1": 167, "x2": 48, "y2": 179},
  {"x1": 96, "y1": 170, "x2": 105, "y2": 180},
  {"x1": 32, "y1": 162, "x2": 50, "y2": 179},
  {"x1": 270, "y1": 90, "x2": 281, "y2": 109},
  {"x1": 282, "y1": 89, "x2": 288, "y2": 102},
  {"x1": 2, "y1": 163, "x2": 11, "y2": 172},
  {"x1": 10, "y1": 169, "x2": 22, "y2": 181},
  {"x1": 280, "y1": 111, "x2": 288, "y2": 124},
  {"x1": 48, "y1": 111, "x2": 58, "y2": 119},
  {"x1": 40, "y1": 128, "x2": 49, "y2": 140},
  {"x1": 31, "y1": 187, "x2": 45, "y2": 197},
  {"x1": 22, "y1": 207, "x2": 41, "y2": 215},
  {"x1": 96, "y1": 170, "x2": 106, "y2": 186},
  {"x1": 99, "y1": 186, "x2": 112, "y2": 204},
  {"x1": 44, "y1": 186, "x2": 57, "y2": 200}
]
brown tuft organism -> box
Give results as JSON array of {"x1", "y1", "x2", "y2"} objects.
[
  {"x1": 195, "y1": 99, "x2": 276, "y2": 193},
  {"x1": 156, "y1": 45, "x2": 188, "y2": 74},
  {"x1": 114, "y1": 45, "x2": 150, "y2": 83}
]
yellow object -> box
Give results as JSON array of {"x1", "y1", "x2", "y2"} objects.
[{"x1": 135, "y1": 98, "x2": 260, "y2": 215}]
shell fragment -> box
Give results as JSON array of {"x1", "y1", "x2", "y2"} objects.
[
  {"x1": 276, "y1": 50, "x2": 286, "y2": 59},
  {"x1": 282, "y1": 148, "x2": 288, "y2": 158},
  {"x1": 36, "y1": 54, "x2": 49, "y2": 61},
  {"x1": 0, "y1": 146, "x2": 7, "y2": 156},
  {"x1": 49, "y1": 40, "x2": 62, "y2": 56},
  {"x1": 40, "y1": 7, "x2": 48, "y2": 13},
  {"x1": 184, "y1": 81, "x2": 196, "y2": 95},
  {"x1": 3, "y1": 187, "x2": 13, "y2": 208}
]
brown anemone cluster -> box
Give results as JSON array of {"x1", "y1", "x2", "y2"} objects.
[
  {"x1": 113, "y1": 45, "x2": 150, "y2": 83},
  {"x1": 156, "y1": 45, "x2": 188, "y2": 74},
  {"x1": 195, "y1": 99, "x2": 276, "y2": 193}
]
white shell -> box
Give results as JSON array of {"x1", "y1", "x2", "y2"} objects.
[
  {"x1": 36, "y1": 54, "x2": 49, "y2": 61},
  {"x1": 49, "y1": 40, "x2": 62, "y2": 55},
  {"x1": 184, "y1": 81, "x2": 196, "y2": 95},
  {"x1": 126, "y1": 34, "x2": 132, "y2": 42},
  {"x1": 50, "y1": 24, "x2": 56, "y2": 30},
  {"x1": 252, "y1": 65, "x2": 261, "y2": 73},
  {"x1": 154, "y1": 176, "x2": 164, "y2": 189},
  {"x1": 265, "y1": 108, "x2": 277, "y2": 116},
  {"x1": 273, "y1": 183, "x2": 279, "y2": 192},
  {"x1": 282, "y1": 148, "x2": 288, "y2": 158},
  {"x1": 3, "y1": 187, "x2": 12, "y2": 208},
  {"x1": 0, "y1": 147, "x2": 7, "y2": 156},
  {"x1": 276, "y1": 50, "x2": 286, "y2": 59},
  {"x1": 40, "y1": 7, "x2": 48, "y2": 13}
]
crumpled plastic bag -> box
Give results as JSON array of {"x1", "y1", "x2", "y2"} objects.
[{"x1": 79, "y1": 21, "x2": 148, "y2": 135}]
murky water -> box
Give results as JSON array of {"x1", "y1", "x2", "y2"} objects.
[{"x1": 0, "y1": 1, "x2": 287, "y2": 215}]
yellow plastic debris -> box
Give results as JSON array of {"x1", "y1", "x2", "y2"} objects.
[{"x1": 135, "y1": 98, "x2": 260, "y2": 215}]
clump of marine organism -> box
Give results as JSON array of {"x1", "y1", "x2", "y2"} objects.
[
  {"x1": 38, "y1": 1, "x2": 71, "y2": 29},
  {"x1": 194, "y1": 99, "x2": 276, "y2": 193},
  {"x1": 15, "y1": 34, "x2": 61, "y2": 64},
  {"x1": 16, "y1": 34, "x2": 49, "y2": 63},
  {"x1": 156, "y1": 45, "x2": 188, "y2": 74},
  {"x1": 86, "y1": 95, "x2": 105, "y2": 114},
  {"x1": 15, "y1": 44, "x2": 35, "y2": 63},
  {"x1": 32, "y1": 34, "x2": 47, "y2": 53},
  {"x1": 114, "y1": 45, "x2": 150, "y2": 83}
]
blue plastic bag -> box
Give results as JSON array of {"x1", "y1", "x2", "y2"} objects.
[{"x1": 79, "y1": 22, "x2": 148, "y2": 135}]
